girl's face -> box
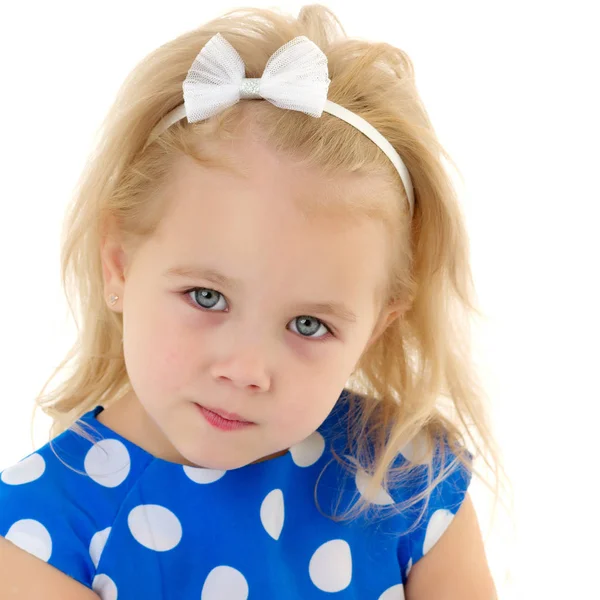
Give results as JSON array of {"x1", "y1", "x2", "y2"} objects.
[{"x1": 105, "y1": 134, "x2": 396, "y2": 470}]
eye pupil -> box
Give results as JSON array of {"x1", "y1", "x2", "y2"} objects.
[
  {"x1": 297, "y1": 316, "x2": 320, "y2": 336},
  {"x1": 194, "y1": 288, "x2": 219, "y2": 309}
]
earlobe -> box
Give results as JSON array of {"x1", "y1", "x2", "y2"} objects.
[{"x1": 100, "y1": 234, "x2": 127, "y2": 313}]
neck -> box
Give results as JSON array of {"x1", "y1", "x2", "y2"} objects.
[{"x1": 97, "y1": 390, "x2": 194, "y2": 465}]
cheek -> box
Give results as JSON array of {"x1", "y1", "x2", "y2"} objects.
[
  {"x1": 272, "y1": 331, "x2": 373, "y2": 428},
  {"x1": 272, "y1": 378, "x2": 348, "y2": 431},
  {"x1": 123, "y1": 303, "x2": 195, "y2": 392}
]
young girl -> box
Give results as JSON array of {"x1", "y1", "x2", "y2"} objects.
[{"x1": 0, "y1": 5, "x2": 502, "y2": 599}]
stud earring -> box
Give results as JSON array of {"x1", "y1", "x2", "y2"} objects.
[{"x1": 108, "y1": 293, "x2": 119, "y2": 306}]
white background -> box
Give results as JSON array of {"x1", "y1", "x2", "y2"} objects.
[{"x1": 1, "y1": 1, "x2": 598, "y2": 598}]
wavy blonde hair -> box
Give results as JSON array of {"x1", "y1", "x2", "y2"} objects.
[{"x1": 34, "y1": 4, "x2": 510, "y2": 530}]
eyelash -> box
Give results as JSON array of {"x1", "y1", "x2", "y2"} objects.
[{"x1": 181, "y1": 287, "x2": 335, "y2": 342}]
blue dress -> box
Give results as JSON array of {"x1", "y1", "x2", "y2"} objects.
[{"x1": 0, "y1": 390, "x2": 471, "y2": 599}]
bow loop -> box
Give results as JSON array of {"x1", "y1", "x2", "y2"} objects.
[
  {"x1": 259, "y1": 36, "x2": 330, "y2": 117},
  {"x1": 183, "y1": 33, "x2": 245, "y2": 121}
]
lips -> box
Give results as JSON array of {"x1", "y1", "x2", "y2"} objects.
[{"x1": 199, "y1": 405, "x2": 254, "y2": 424}]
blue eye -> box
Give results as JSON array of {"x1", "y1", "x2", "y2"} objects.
[
  {"x1": 288, "y1": 316, "x2": 330, "y2": 339},
  {"x1": 184, "y1": 287, "x2": 333, "y2": 341},
  {"x1": 188, "y1": 288, "x2": 227, "y2": 311}
]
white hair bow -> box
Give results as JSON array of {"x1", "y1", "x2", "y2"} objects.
[{"x1": 182, "y1": 33, "x2": 331, "y2": 121}]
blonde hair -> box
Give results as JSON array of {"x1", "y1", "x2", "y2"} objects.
[{"x1": 34, "y1": 4, "x2": 511, "y2": 530}]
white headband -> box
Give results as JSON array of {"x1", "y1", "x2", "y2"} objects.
[{"x1": 148, "y1": 33, "x2": 415, "y2": 217}]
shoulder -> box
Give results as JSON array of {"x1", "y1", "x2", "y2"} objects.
[{"x1": 0, "y1": 409, "x2": 153, "y2": 589}]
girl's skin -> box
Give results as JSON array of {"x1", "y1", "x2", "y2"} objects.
[{"x1": 0, "y1": 121, "x2": 497, "y2": 599}]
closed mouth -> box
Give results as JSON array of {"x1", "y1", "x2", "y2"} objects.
[{"x1": 198, "y1": 404, "x2": 254, "y2": 424}]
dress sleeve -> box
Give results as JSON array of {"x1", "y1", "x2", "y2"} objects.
[{"x1": 395, "y1": 437, "x2": 473, "y2": 580}]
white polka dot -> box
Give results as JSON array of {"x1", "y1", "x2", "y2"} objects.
[
  {"x1": 399, "y1": 433, "x2": 428, "y2": 464},
  {"x1": 128, "y1": 504, "x2": 182, "y2": 552},
  {"x1": 183, "y1": 465, "x2": 226, "y2": 484},
  {"x1": 5, "y1": 519, "x2": 52, "y2": 562},
  {"x1": 260, "y1": 489, "x2": 284, "y2": 540},
  {"x1": 355, "y1": 468, "x2": 395, "y2": 506},
  {"x1": 1, "y1": 453, "x2": 46, "y2": 485},
  {"x1": 379, "y1": 583, "x2": 406, "y2": 600},
  {"x1": 405, "y1": 557, "x2": 413, "y2": 578},
  {"x1": 89, "y1": 527, "x2": 111, "y2": 568},
  {"x1": 290, "y1": 432, "x2": 325, "y2": 467},
  {"x1": 201, "y1": 565, "x2": 249, "y2": 600},
  {"x1": 92, "y1": 574, "x2": 118, "y2": 600},
  {"x1": 84, "y1": 439, "x2": 131, "y2": 488},
  {"x1": 423, "y1": 509, "x2": 455, "y2": 555},
  {"x1": 309, "y1": 539, "x2": 352, "y2": 592}
]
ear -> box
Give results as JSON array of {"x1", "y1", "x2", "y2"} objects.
[
  {"x1": 366, "y1": 299, "x2": 409, "y2": 349},
  {"x1": 100, "y1": 227, "x2": 127, "y2": 314}
]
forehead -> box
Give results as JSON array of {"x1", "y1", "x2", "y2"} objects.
[{"x1": 151, "y1": 140, "x2": 391, "y2": 307}]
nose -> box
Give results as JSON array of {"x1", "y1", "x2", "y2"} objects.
[{"x1": 209, "y1": 342, "x2": 272, "y2": 393}]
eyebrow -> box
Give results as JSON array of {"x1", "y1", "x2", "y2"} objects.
[{"x1": 164, "y1": 265, "x2": 358, "y2": 324}]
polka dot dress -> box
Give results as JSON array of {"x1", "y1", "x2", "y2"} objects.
[{"x1": 0, "y1": 391, "x2": 472, "y2": 599}]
